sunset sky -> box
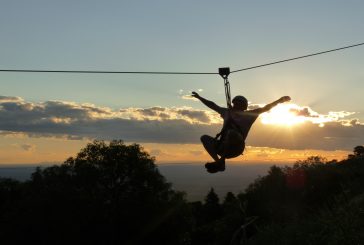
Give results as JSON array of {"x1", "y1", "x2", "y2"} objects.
[{"x1": 1, "y1": 0, "x2": 363, "y2": 164}]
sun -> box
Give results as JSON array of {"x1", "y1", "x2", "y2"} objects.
[{"x1": 260, "y1": 104, "x2": 307, "y2": 126}]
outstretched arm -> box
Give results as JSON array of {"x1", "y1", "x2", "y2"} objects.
[
  {"x1": 255, "y1": 96, "x2": 291, "y2": 114},
  {"x1": 192, "y1": 92, "x2": 223, "y2": 113}
]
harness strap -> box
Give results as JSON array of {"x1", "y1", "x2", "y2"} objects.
[
  {"x1": 224, "y1": 77, "x2": 232, "y2": 108},
  {"x1": 217, "y1": 67, "x2": 242, "y2": 141},
  {"x1": 215, "y1": 110, "x2": 243, "y2": 141},
  {"x1": 219, "y1": 67, "x2": 232, "y2": 108}
]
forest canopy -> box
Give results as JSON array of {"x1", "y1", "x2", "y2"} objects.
[{"x1": 0, "y1": 140, "x2": 363, "y2": 245}]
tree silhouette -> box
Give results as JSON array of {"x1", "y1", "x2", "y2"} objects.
[
  {"x1": 0, "y1": 140, "x2": 192, "y2": 245},
  {"x1": 353, "y1": 145, "x2": 364, "y2": 157},
  {"x1": 2, "y1": 142, "x2": 364, "y2": 245},
  {"x1": 204, "y1": 188, "x2": 222, "y2": 222},
  {"x1": 223, "y1": 191, "x2": 237, "y2": 206}
]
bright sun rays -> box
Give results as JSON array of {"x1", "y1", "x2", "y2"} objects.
[
  {"x1": 259, "y1": 103, "x2": 338, "y2": 127},
  {"x1": 261, "y1": 104, "x2": 355, "y2": 127}
]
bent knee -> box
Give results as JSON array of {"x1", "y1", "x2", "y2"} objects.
[
  {"x1": 200, "y1": 135, "x2": 210, "y2": 143},
  {"x1": 224, "y1": 142, "x2": 245, "y2": 159}
]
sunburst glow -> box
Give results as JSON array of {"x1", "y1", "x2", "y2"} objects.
[
  {"x1": 261, "y1": 104, "x2": 306, "y2": 126},
  {"x1": 260, "y1": 103, "x2": 343, "y2": 126}
]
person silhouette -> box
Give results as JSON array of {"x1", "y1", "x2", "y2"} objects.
[{"x1": 192, "y1": 91, "x2": 291, "y2": 173}]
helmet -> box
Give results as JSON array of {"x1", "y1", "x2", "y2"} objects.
[
  {"x1": 232, "y1": 95, "x2": 248, "y2": 104},
  {"x1": 232, "y1": 95, "x2": 248, "y2": 109}
]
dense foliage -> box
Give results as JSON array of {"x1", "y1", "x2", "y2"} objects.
[
  {"x1": 0, "y1": 141, "x2": 191, "y2": 245},
  {"x1": 0, "y1": 141, "x2": 364, "y2": 244}
]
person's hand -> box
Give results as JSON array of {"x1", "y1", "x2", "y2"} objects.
[
  {"x1": 191, "y1": 91, "x2": 200, "y2": 99},
  {"x1": 279, "y1": 96, "x2": 291, "y2": 103}
]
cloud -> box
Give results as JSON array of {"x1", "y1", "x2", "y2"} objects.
[
  {"x1": 0, "y1": 96, "x2": 363, "y2": 151},
  {"x1": 290, "y1": 107, "x2": 317, "y2": 117},
  {"x1": 249, "y1": 120, "x2": 364, "y2": 151},
  {"x1": 177, "y1": 109, "x2": 210, "y2": 123},
  {"x1": 150, "y1": 149, "x2": 162, "y2": 156},
  {"x1": 147, "y1": 148, "x2": 177, "y2": 159},
  {"x1": 189, "y1": 150, "x2": 204, "y2": 156},
  {"x1": 0, "y1": 96, "x2": 221, "y2": 144},
  {"x1": 117, "y1": 106, "x2": 218, "y2": 123},
  {"x1": 20, "y1": 144, "x2": 36, "y2": 151},
  {"x1": 260, "y1": 103, "x2": 356, "y2": 126},
  {"x1": 0, "y1": 96, "x2": 23, "y2": 103},
  {"x1": 181, "y1": 95, "x2": 198, "y2": 101},
  {"x1": 10, "y1": 143, "x2": 36, "y2": 151},
  {"x1": 178, "y1": 89, "x2": 200, "y2": 101}
]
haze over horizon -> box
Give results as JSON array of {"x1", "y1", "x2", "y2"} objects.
[{"x1": 0, "y1": 162, "x2": 281, "y2": 201}]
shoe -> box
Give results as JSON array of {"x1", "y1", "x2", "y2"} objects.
[{"x1": 205, "y1": 161, "x2": 225, "y2": 173}]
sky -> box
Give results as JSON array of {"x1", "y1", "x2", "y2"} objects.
[{"x1": 0, "y1": 0, "x2": 363, "y2": 164}]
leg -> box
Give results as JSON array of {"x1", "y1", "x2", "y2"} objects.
[
  {"x1": 200, "y1": 135, "x2": 220, "y2": 162},
  {"x1": 221, "y1": 130, "x2": 245, "y2": 159},
  {"x1": 201, "y1": 135, "x2": 226, "y2": 173},
  {"x1": 204, "y1": 130, "x2": 245, "y2": 173}
]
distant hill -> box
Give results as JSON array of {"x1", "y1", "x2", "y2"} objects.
[{"x1": 158, "y1": 163, "x2": 279, "y2": 201}]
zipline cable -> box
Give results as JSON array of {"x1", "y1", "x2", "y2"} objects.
[
  {"x1": 0, "y1": 70, "x2": 217, "y2": 75},
  {"x1": 0, "y1": 42, "x2": 363, "y2": 75},
  {"x1": 230, "y1": 42, "x2": 364, "y2": 73}
]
